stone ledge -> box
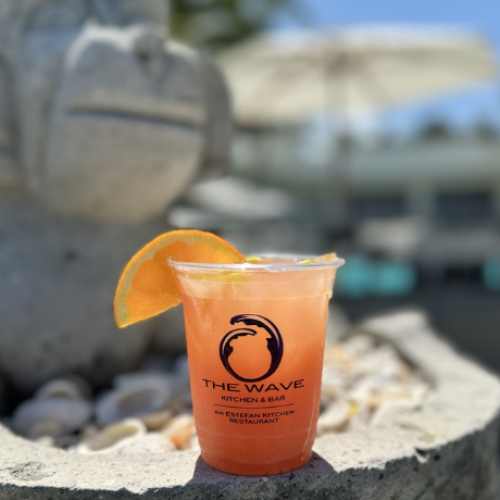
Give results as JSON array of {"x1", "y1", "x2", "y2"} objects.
[{"x1": 1, "y1": 311, "x2": 500, "y2": 500}]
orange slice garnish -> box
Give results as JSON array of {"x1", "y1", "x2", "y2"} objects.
[{"x1": 114, "y1": 230, "x2": 245, "y2": 328}]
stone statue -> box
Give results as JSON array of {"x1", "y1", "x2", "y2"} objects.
[{"x1": 0, "y1": 0, "x2": 232, "y2": 391}]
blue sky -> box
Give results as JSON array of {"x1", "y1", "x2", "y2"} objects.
[{"x1": 269, "y1": 0, "x2": 500, "y2": 136}]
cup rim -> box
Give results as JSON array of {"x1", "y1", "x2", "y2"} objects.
[{"x1": 168, "y1": 253, "x2": 345, "y2": 272}]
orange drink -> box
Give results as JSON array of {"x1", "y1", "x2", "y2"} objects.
[{"x1": 170, "y1": 255, "x2": 344, "y2": 475}]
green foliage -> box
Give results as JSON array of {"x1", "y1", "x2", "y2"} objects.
[{"x1": 170, "y1": 0, "x2": 293, "y2": 52}]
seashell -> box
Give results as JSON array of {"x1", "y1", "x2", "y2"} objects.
[
  {"x1": 350, "y1": 371, "x2": 405, "y2": 403},
  {"x1": 371, "y1": 400, "x2": 421, "y2": 428},
  {"x1": 140, "y1": 409, "x2": 173, "y2": 431},
  {"x1": 323, "y1": 345, "x2": 354, "y2": 370},
  {"x1": 114, "y1": 372, "x2": 175, "y2": 390},
  {"x1": 321, "y1": 366, "x2": 347, "y2": 400},
  {"x1": 378, "y1": 357, "x2": 403, "y2": 382},
  {"x1": 96, "y1": 374, "x2": 174, "y2": 425},
  {"x1": 186, "y1": 434, "x2": 201, "y2": 452},
  {"x1": 139, "y1": 354, "x2": 176, "y2": 372},
  {"x1": 77, "y1": 419, "x2": 146, "y2": 454},
  {"x1": 53, "y1": 434, "x2": 81, "y2": 450},
  {"x1": 349, "y1": 376, "x2": 379, "y2": 402},
  {"x1": 161, "y1": 413, "x2": 196, "y2": 450},
  {"x1": 343, "y1": 334, "x2": 376, "y2": 358},
  {"x1": 398, "y1": 361, "x2": 411, "y2": 382},
  {"x1": 35, "y1": 377, "x2": 90, "y2": 401},
  {"x1": 65, "y1": 375, "x2": 93, "y2": 399},
  {"x1": 28, "y1": 421, "x2": 65, "y2": 439},
  {"x1": 366, "y1": 381, "x2": 430, "y2": 411},
  {"x1": 363, "y1": 345, "x2": 401, "y2": 379},
  {"x1": 348, "y1": 403, "x2": 371, "y2": 431},
  {"x1": 13, "y1": 398, "x2": 92, "y2": 438},
  {"x1": 169, "y1": 391, "x2": 193, "y2": 414},
  {"x1": 316, "y1": 399, "x2": 350, "y2": 435},
  {"x1": 81, "y1": 423, "x2": 100, "y2": 441},
  {"x1": 410, "y1": 382, "x2": 431, "y2": 403},
  {"x1": 34, "y1": 435, "x2": 55, "y2": 447}
]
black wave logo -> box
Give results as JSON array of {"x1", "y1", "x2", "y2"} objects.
[{"x1": 219, "y1": 314, "x2": 284, "y2": 382}]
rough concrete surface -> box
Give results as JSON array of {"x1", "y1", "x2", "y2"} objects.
[
  {"x1": 1, "y1": 311, "x2": 499, "y2": 499},
  {"x1": 43, "y1": 27, "x2": 207, "y2": 223}
]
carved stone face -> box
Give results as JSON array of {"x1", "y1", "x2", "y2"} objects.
[
  {"x1": 42, "y1": 26, "x2": 206, "y2": 223},
  {"x1": 0, "y1": 0, "x2": 231, "y2": 223},
  {"x1": 0, "y1": 0, "x2": 170, "y2": 196}
]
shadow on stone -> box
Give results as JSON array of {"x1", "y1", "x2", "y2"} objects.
[{"x1": 187, "y1": 451, "x2": 334, "y2": 485}]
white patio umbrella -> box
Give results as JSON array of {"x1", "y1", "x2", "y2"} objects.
[
  {"x1": 218, "y1": 26, "x2": 499, "y2": 208},
  {"x1": 218, "y1": 26, "x2": 498, "y2": 126}
]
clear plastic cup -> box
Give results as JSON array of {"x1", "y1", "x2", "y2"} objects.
[{"x1": 170, "y1": 254, "x2": 344, "y2": 475}]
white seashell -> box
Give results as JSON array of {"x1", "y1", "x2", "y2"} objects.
[
  {"x1": 139, "y1": 354, "x2": 176, "y2": 372},
  {"x1": 408, "y1": 382, "x2": 431, "y2": 403},
  {"x1": 186, "y1": 434, "x2": 201, "y2": 452},
  {"x1": 348, "y1": 403, "x2": 371, "y2": 431},
  {"x1": 343, "y1": 334, "x2": 376, "y2": 357},
  {"x1": 161, "y1": 413, "x2": 196, "y2": 450},
  {"x1": 13, "y1": 398, "x2": 92, "y2": 438},
  {"x1": 169, "y1": 391, "x2": 193, "y2": 414},
  {"x1": 321, "y1": 366, "x2": 347, "y2": 399},
  {"x1": 316, "y1": 399, "x2": 350, "y2": 435},
  {"x1": 371, "y1": 400, "x2": 420, "y2": 428},
  {"x1": 77, "y1": 419, "x2": 146, "y2": 454},
  {"x1": 140, "y1": 409, "x2": 173, "y2": 431},
  {"x1": 34, "y1": 435, "x2": 55, "y2": 447},
  {"x1": 96, "y1": 374, "x2": 174, "y2": 425},
  {"x1": 35, "y1": 377, "x2": 90, "y2": 401},
  {"x1": 53, "y1": 434, "x2": 81, "y2": 450},
  {"x1": 68, "y1": 375, "x2": 93, "y2": 399},
  {"x1": 27, "y1": 421, "x2": 64, "y2": 439},
  {"x1": 350, "y1": 370, "x2": 405, "y2": 404},
  {"x1": 114, "y1": 368, "x2": 191, "y2": 416},
  {"x1": 114, "y1": 372, "x2": 175, "y2": 390},
  {"x1": 349, "y1": 376, "x2": 382, "y2": 402},
  {"x1": 361, "y1": 345, "x2": 401, "y2": 379},
  {"x1": 81, "y1": 423, "x2": 100, "y2": 441}
]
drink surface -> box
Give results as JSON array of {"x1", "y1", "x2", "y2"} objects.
[{"x1": 174, "y1": 260, "x2": 337, "y2": 475}]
